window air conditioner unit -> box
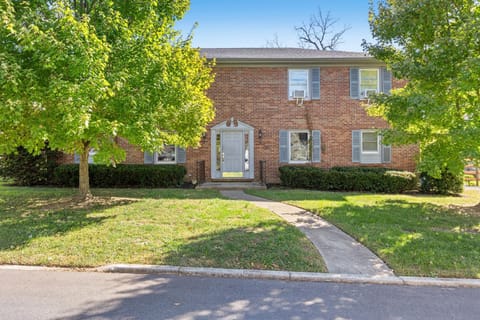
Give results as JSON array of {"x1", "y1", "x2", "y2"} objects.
[
  {"x1": 293, "y1": 90, "x2": 306, "y2": 99},
  {"x1": 362, "y1": 89, "x2": 378, "y2": 98}
]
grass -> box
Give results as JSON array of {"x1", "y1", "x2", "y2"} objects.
[
  {"x1": 0, "y1": 183, "x2": 326, "y2": 272},
  {"x1": 247, "y1": 188, "x2": 480, "y2": 279}
]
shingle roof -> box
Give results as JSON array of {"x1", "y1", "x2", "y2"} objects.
[
  {"x1": 201, "y1": 48, "x2": 368, "y2": 59},
  {"x1": 200, "y1": 48, "x2": 379, "y2": 65}
]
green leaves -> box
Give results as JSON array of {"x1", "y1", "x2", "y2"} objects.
[
  {"x1": 0, "y1": 1, "x2": 213, "y2": 194},
  {"x1": 365, "y1": 0, "x2": 480, "y2": 176}
]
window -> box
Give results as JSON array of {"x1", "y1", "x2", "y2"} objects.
[
  {"x1": 352, "y1": 130, "x2": 391, "y2": 164},
  {"x1": 290, "y1": 131, "x2": 310, "y2": 162},
  {"x1": 144, "y1": 145, "x2": 185, "y2": 165},
  {"x1": 288, "y1": 68, "x2": 320, "y2": 100},
  {"x1": 288, "y1": 69, "x2": 309, "y2": 99},
  {"x1": 279, "y1": 130, "x2": 321, "y2": 164},
  {"x1": 362, "y1": 131, "x2": 379, "y2": 153},
  {"x1": 351, "y1": 67, "x2": 391, "y2": 99},
  {"x1": 278, "y1": 130, "x2": 322, "y2": 163},
  {"x1": 74, "y1": 149, "x2": 96, "y2": 164},
  {"x1": 359, "y1": 69, "x2": 379, "y2": 98},
  {"x1": 154, "y1": 144, "x2": 176, "y2": 164}
]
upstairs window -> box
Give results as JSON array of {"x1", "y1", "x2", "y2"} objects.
[
  {"x1": 288, "y1": 69, "x2": 309, "y2": 99},
  {"x1": 287, "y1": 68, "x2": 320, "y2": 100},
  {"x1": 359, "y1": 69, "x2": 379, "y2": 98},
  {"x1": 350, "y1": 67, "x2": 391, "y2": 99}
]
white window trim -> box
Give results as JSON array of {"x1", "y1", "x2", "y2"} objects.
[
  {"x1": 288, "y1": 69, "x2": 310, "y2": 100},
  {"x1": 359, "y1": 68, "x2": 380, "y2": 98},
  {"x1": 288, "y1": 130, "x2": 311, "y2": 164},
  {"x1": 361, "y1": 130, "x2": 380, "y2": 154},
  {"x1": 153, "y1": 145, "x2": 177, "y2": 165}
]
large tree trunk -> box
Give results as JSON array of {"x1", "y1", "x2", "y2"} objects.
[{"x1": 78, "y1": 143, "x2": 92, "y2": 200}]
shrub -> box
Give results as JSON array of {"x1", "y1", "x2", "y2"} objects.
[
  {"x1": 420, "y1": 170, "x2": 463, "y2": 194},
  {"x1": 54, "y1": 164, "x2": 186, "y2": 188},
  {"x1": 330, "y1": 166, "x2": 393, "y2": 174},
  {"x1": 279, "y1": 166, "x2": 418, "y2": 193},
  {"x1": 0, "y1": 147, "x2": 60, "y2": 186}
]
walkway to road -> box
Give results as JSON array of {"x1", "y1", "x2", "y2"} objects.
[{"x1": 220, "y1": 190, "x2": 394, "y2": 277}]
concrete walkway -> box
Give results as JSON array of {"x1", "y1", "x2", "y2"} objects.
[{"x1": 220, "y1": 190, "x2": 394, "y2": 277}]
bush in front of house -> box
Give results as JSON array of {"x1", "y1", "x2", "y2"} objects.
[
  {"x1": 54, "y1": 164, "x2": 186, "y2": 188},
  {"x1": 330, "y1": 166, "x2": 392, "y2": 174},
  {"x1": 279, "y1": 166, "x2": 418, "y2": 193},
  {"x1": 0, "y1": 147, "x2": 60, "y2": 186},
  {"x1": 420, "y1": 170, "x2": 463, "y2": 194}
]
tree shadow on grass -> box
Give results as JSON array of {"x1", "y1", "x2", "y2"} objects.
[
  {"x1": 0, "y1": 196, "x2": 136, "y2": 252},
  {"x1": 0, "y1": 185, "x2": 224, "y2": 252},
  {"x1": 160, "y1": 221, "x2": 326, "y2": 273},
  {"x1": 246, "y1": 189, "x2": 349, "y2": 202},
  {"x1": 316, "y1": 200, "x2": 480, "y2": 278},
  {"x1": 91, "y1": 188, "x2": 223, "y2": 200}
]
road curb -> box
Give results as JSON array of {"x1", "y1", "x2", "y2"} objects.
[
  {"x1": 96, "y1": 264, "x2": 480, "y2": 288},
  {"x1": 3, "y1": 264, "x2": 480, "y2": 288}
]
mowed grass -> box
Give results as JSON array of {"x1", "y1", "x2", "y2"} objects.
[
  {"x1": 247, "y1": 188, "x2": 480, "y2": 278},
  {"x1": 0, "y1": 184, "x2": 326, "y2": 272}
]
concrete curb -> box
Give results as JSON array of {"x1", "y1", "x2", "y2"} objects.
[
  {"x1": 3, "y1": 264, "x2": 480, "y2": 288},
  {"x1": 96, "y1": 264, "x2": 480, "y2": 288},
  {"x1": 0, "y1": 265, "x2": 95, "y2": 272}
]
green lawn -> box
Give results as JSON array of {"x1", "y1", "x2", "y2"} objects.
[
  {"x1": 248, "y1": 189, "x2": 480, "y2": 278},
  {"x1": 247, "y1": 189, "x2": 480, "y2": 278},
  {"x1": 0, "y1": 184, "x2": 326, "y2": 272}
]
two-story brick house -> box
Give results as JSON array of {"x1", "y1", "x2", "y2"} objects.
[{"x1": 62, "y1": 48, "x2": 417, "y2": 185}]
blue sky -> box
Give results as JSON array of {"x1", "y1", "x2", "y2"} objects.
[{"x1": 175, "y1": 0, "x2": 373, "y2": 52}]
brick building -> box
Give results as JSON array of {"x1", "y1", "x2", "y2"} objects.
[{"x1": 62, "y1": 48, "x2": 417, "y2": 185}]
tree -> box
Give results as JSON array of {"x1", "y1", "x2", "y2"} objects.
[
  {"x1": 363, "y1": 0, "x2": 480, "y2": 177},
  {"x1": 295, "y1": 8, "x2": 350, "y2": 50},
  {"x1": 0, "y1": 0, "x2": 215, "y2": 198},
  {"x1": 265, "y1": 33, "x2": 286, "y2": 48}
]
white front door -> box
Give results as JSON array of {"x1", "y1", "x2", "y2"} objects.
[
  {"x1": 221, "y1": 131, "x2": 244, "y2": 177},
  {"x1": 211, "y1": 119, "x2": 254, "y2": 180}
]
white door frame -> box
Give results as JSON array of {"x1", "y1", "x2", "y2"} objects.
[{"x1": 211, "y1": 118, "x2": 254, "y2": 179}]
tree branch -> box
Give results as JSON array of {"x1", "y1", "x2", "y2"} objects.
[{"x1": 295, "y1": 8, "x2": 350, "y2": 50}]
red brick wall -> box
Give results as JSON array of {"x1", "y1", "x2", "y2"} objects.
[
  {"x1": 182, "y1": 65, "x2": 417, "y2": 184},
  {"x1": 61, "y1": 65, "x2": 418, "y2": 184},
  {"x1": 57, "y1": 137, "x2": 144, "y2": 165}
]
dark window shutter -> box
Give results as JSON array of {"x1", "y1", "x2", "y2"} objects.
[
  {"x1": 144, "y1": 151, "x2": 154, "y2": 164},
  {"x1": 381, "y1": 67, "x2": 392, "y2": 94},
  {"x1": 352, "y1": 130, "x2": 361, "y2": 162},
  {"x1": 279, "y1": 130, "x2": 289, "y2": 163},
  {"x1": 310, "y1": 68, "x2": 320, "y2": 99},
  {"x1": 176, "y1": 147, "x2": 186, "y2": 164},
  {"x1": 381, "y1": 144, "x2": 392, "y2": 163},
  {"x1": 312, "y1": 130, "x2": 321, "y2": 163},
  {"x1": 74, "y1": 153, "x2": 80, "y2": 164},
  {"x1": 350, "y1": 68, "x2": 360, "y2": 99}
]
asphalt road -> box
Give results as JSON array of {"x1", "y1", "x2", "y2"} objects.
[{"x1": 1, "y1": 269, "x2": 479, "y2": 320}]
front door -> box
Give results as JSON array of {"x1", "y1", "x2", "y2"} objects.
[
  {"x1": 211, "y1": 119, "x2": 254, "y2": 180},
  {"x1": 221, "y1": 131, "x2": 244, "y2": 177}
]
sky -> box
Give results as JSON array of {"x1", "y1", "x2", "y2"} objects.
[{"x1": 175, "y1": 0, "x2": 374, "y2": 52}]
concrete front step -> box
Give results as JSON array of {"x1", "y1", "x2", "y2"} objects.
[{"x1": 197, "y1": 182, "x2": 266, "y2": 190}]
